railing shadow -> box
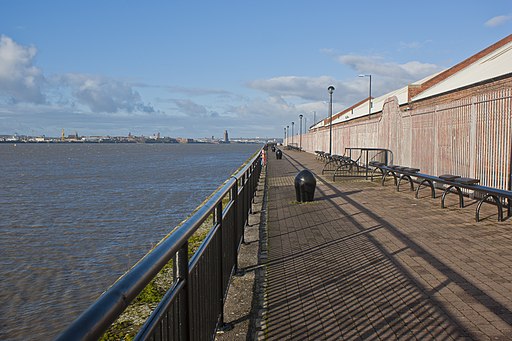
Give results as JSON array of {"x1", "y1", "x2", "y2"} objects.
[{"x1": 261, "y1": 150, "x2": 512, "y2": 339}]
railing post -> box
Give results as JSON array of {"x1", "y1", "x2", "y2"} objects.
[
  {"x1": 241, "y1": 173, "x2": 247, "y2": 244},
  {"x1": 216, "y1": 201, "x2": 233, "y2": 332},
  {"x1": 176, "y1": 242, "x2": 190, "y2": 340},
  {"x1": 232, "y1": 180, "x2": 242, "y2": 275}
]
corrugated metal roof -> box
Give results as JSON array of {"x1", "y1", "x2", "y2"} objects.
[{"x1": 413, "y1": 40, "x2": 512, "y2": 101}]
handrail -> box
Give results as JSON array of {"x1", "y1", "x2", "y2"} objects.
[{"x1": 56, "y1": 148, "x2": 263, "y2": 341}]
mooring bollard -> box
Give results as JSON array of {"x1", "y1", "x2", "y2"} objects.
[
  {"x1": 276, "y1": 149, "x2": 282, "y2": 159},
  {"x1": 294, "y1": 169, "x2": 316, "y2": 202}
]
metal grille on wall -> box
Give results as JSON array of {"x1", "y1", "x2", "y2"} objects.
[{"x1": 299, "y1": 87, "x2": 512, "y2": 191}]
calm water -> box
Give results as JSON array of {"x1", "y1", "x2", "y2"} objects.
[{"x1": 0, "y1": 143, "x2": 261, "y2": 340}]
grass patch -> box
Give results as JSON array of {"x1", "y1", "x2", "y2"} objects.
[{"x1": 100, "y1": 210, "x2": 217, "y2": 340}]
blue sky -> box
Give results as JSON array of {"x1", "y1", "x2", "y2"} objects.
[{"x1": 0, "y1": 1, "x2": 511, "y2": 138}]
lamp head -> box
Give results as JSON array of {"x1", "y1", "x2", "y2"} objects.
[{"x1": 327, "y1": 85, "x2": 335, "y2": 94}]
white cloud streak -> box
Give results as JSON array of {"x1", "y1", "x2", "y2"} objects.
[
  {"x1": 57, "y1": 73, "x2": 155, "y2": 114},
  {"x1": 247, "y1": 76, "x2": 338, "y2": 102},
  {"x1": 336, "y1": 54, "x2": 440, "y2": 82},
  {"x1": 485, "y1": 15, "x2": 512, "y2": 27}
]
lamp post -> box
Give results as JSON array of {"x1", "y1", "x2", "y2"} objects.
[
  {"x1": 328, "y1": 85, "x2": 335, "y2": 155},
  {"x1": 284, "y1": 127, "x2": 286, "y2": 145},
  {"x1": 299, "y1": 114, "x2": 303, "y2": 150},
  {"x1": 286, "y1": 125, "x2": 289, "y2": 146},
  {"x1": 359, "y1": 74, "x2": 372, "y2": 119},
  {"x1": 291, "y1": 121, "x2": 295, "y2": 147}
]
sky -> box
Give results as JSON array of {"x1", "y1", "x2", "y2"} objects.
[{"x1": 0, "y1": 1, "x2": 511, "y2": 139}]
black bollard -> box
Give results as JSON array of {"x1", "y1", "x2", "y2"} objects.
[
  {"x1": 294, "y1": 170, "x2": 316, "y2": 202},
  {"x1": 276, "y1": 149, "x2": 282, "y2": 159},
  {"x1": 271, "y1": 146, "x2": 276, "y2": 152}
]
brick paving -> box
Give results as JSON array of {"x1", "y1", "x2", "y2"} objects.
[{"x1": 260, "y1": 149, "x2": 512, "y2": 340}]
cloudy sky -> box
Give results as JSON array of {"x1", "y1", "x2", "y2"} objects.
[{"x1": 0, "y1": 1, "x2": 511, "y2": 138}]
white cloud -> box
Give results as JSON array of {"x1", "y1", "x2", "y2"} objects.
[
  {"x1": 171, "y1": 98, "x2": 208, "y2": 116},
  {"x1": 0, "y1": 35, "x2": 155, "y2": 115},
  {"x1": 485, "y1": 15, "x2": 512, "y2": 27},
  {"x1": 336, "y1": 54, "x2": 440, "y2": 82},
  {"x1": 56, "y1": 73, "x2": 155, "y2": 114},
  {"x1": 242, "y1": 54, "x2": 443, "y2": 122},
  {"x1": 247, "y1": 75, "x2": 338, "y2": 102},
  {"x1": 0, "y1": 35, "x2": 45, "y2": 103}
]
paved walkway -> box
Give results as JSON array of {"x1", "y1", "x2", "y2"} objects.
[{"x1": 259, "y1": 149, "x2": 512, "y2": 340}]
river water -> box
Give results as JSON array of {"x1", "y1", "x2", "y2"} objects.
[{"x1": 0, "y1": 142, "x2": 261, "y2": 340}]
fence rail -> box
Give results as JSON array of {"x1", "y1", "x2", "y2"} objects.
[{"x1": 56, "y1": 149, "x2": 263, "y2": 341}]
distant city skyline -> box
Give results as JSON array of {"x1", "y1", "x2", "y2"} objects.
[{"x1": 0, "y1": 1, "x2": 511, "y2": 137}]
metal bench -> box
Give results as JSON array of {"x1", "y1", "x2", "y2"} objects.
[{"x1": 369, "y1": 163, "x2": 512, "y2": 222}]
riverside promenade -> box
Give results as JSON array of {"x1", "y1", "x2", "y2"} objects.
[{"x1": 219, "y1": 148, "x2": 512, "y2": 340}]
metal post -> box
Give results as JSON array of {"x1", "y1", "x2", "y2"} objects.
[
  {"x1": 232, "y1": 179, "x2": 240, "y2": 265},
  {"x1": 368, "y1": 75, "x2": 372, "y2": 119},
  {"x1": 359, "y1": 74, "x2": 372, "y2": 119},
  {"x1": 176, "y1": 243, "x2": 190, "y2": 340},
  {"x1": 291, "y1": 121, "x2": 294, "y2": 147},
  {"x1": 299, "y1": 114, "x2": 303, "y2": 150},
  {"x1": 216, "y1": 201, "x2": 233, "y2": 331},
  {"x1": 286, "y1": 125, "x2": 289, "y2": 146},
  {"x1": 284, "y1": 127, "x2": 286, "y2": 145},
  {"x1": 328, "y1": 86, "x2": 335, "y2": 155}
]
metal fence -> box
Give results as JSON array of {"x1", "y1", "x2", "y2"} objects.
[
  {"x1": 300, "y1": 88, "x2": 512, "y2": 191},
  {"x1": 56, "y1": 149, "x2": 263, "y2": 341}
]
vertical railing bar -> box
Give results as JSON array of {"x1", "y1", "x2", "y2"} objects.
[
  {"x1": 176, "y1": 242, "x2": 190, "y2": 341},
  {"x1": 232, "y1": 181, "x2": 242, "y2": 275},
  {"x1": 216, "y1": 199, "x2": 234, "y2": 332},
  {"x1": 241, "y1": 174, "x2": 247, "y2": 244}
]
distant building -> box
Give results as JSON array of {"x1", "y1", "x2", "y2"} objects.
[
  {"x1": 224, "y1": 130, "x2": 230, "y2": 143},
  {"x1": 177, "y1": 137, "x2": 194, "y2": 144}
]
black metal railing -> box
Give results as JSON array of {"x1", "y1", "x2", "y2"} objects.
[
  {"x1": 56, "y1": 149, "x2": 263, "y2": 341},
  {"x1": 322, "y1": 148, "x2": 393, "y2": 180}
]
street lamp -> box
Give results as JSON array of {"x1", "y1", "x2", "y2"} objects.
[
  {"x1": 291, "y1": 121, "x2": 295, "y2": 147},
  {"x1": 284, "y1": 127, "x2": 286, "y2": 145},
  {"x1": 359, "y1": 74, "x2": 372, "y2": 119},
  {"x1": 286, "y1": 125, "x2": 289, "y2": 146},
  {"x1": 327, "y1": 85, "x2": 335, "y2": 155},
  {"x1": 299, "y1": 114, "x2": 303, "y2": 150}
]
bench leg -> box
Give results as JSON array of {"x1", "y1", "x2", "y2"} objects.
[
  {"x1": 375, "y1": 168, "x2": 385, "y2": 182},
  {"x1": 476, "y1": 194, "x2": 503, "y2": 222},
  {"x1": 397, "y1": 175, "x2": 414, "y2": 192},
  {"x1": 382, "y1": 170, "x2": 397, "y2": 187},
  {"x1": 441, "y1": 186, "x2": 464, "y2": 209},
  {"x1": 415, "y1": 179, "x2": 435, "y2": 199}
]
